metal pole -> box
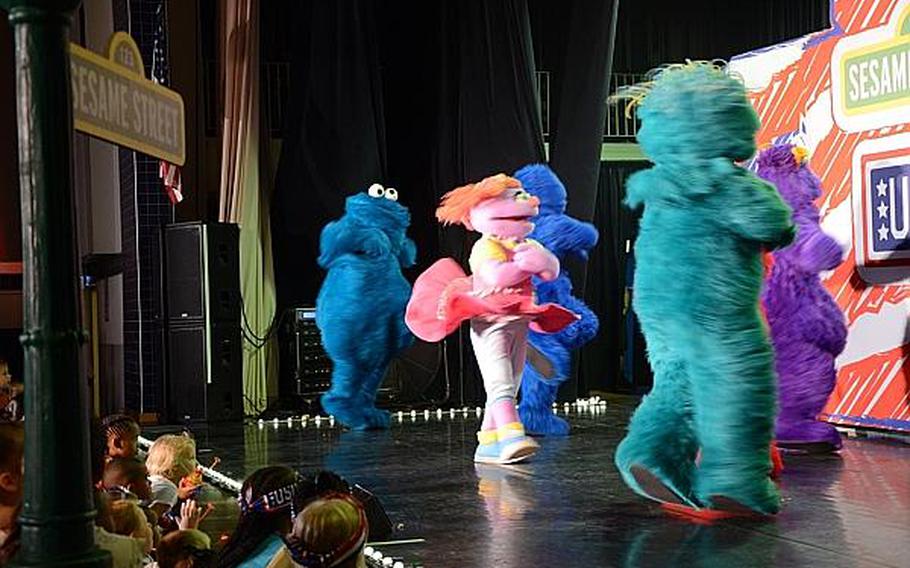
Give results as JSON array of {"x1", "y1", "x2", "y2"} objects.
[{"x1": 3, "y1": 0, "x2": 109, "y2": 565}]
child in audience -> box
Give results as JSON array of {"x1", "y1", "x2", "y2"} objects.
[
  {"x1": 155, "y1": 529, "x2": 213, "y2": 568},
  {"x1": 146, "y1": 434, "x2": 198, "y2": 518},
  {"x1": 103, "y1": 457, "x2": 153, "y2": 502},
  {"x1": 109, "y1": 500, "x2": 154, "y2": 557},
  {"x1": 214, "y1": 466, "x2": 307, "y2": 568},
  {"x1": 94, "y1": 489, "x2": 147, "y2": 568},
  {"x1": 0, "y1": 422, "x2": 24, "y2": 564},
  {"x1": 102, "y1": 414, "x2": 141, "y2": 461},
  {"x1": 285, "y1": 495, "x2": 369, "y2": 568}
]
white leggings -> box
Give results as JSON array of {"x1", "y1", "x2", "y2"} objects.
[{"x1": 470, "y1": 318, "x2": 529, "y2": 404}]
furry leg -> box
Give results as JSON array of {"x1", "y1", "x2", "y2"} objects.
[
  {"x1": 776, "y1": 360, "x2": 841, "y2": 450},
  {"x1": 689, "y1": 324, "x2": 780, "y2": 515},
  {"x1": 615, "y1": 356, "x2": 698, "y2": 506},
  {"x1": 520, "y1": 332, "x2": 571, "y2": 436},
  {"x1": 357, "y1": 365, "x2": 391, "y2": 429},
  {"x1": 519, "y1": 368, "x2": 569, "y2": 436},
  {"x1": 321, "y1": 360, "x2": 372, "y2": 430}
]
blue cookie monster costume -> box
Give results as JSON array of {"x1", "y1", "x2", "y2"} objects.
[
  {"x1": 514, "y1": 164, "x2": 599, "y2": 436},
  {"x1": 316, "y1": 183, "x2": 416, "y2": 430},
  {"x1": 613, "y1": 63, "x2": 795, "y2": 515}
]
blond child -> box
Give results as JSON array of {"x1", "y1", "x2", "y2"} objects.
[{"x1": 145, "y1": 434, "x2": 198, "y2": 518}]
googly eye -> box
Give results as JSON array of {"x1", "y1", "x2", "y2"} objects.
[
  {"x1": 367, "y1": 183, "x2": 385, "y2": 198},
  {"x1": 384, "y1": 187, "x2": 399, "y2": 201}
]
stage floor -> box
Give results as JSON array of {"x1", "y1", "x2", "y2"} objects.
[{"x1": 174, "y1": 396, "x2": 910, "y2": 568}]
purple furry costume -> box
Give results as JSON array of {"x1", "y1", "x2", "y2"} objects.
[{"x1": 758, "y1": 144, "x2": 847, "y2": 452}]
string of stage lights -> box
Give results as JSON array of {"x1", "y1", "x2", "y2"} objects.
[{"x1": 253, "y1": 396, "x2": 610, "y2": 431}]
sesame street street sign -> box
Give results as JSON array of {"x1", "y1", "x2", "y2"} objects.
[
  {"x1": 831, "y1": 3, "x2": 910, "y2": 132},
  {"x1": 69, "y1": 32, "x2": 185, "y2": 165}
]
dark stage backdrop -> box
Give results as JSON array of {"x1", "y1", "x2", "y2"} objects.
[
  {"x1": 611, "y1": 0, "x2": 831, "y2": 72},
  {"x1": 577, "y1": 161, "x2": 651, "y2": 397},
  {"x1": 271, "y1": 0, "x2": 387, "y2": 307},
  {"x1": 272, "y1": 0, "x2": 618, "y2": 404}
]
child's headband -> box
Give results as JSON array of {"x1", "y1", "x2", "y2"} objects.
[
  {"x1": 238, "y1": 477, "x2": 303, "y2": 517},
  {"x1": 283, "y1": 493, "x2": 369, "y2": 568}
]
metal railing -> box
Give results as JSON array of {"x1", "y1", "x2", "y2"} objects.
[
  {"x1": 536, "y1": 71, "x2": 643, "y2": 142},
  {"x1": 604, "y1": 72, "x2": 644, "y2": 140}
]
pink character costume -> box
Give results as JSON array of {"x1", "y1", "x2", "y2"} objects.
[{"x1": 406, "y1": 174, "x2": 577, "y2": 464}]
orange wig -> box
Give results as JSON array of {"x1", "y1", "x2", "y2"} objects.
[{"x1": 435, "y1": 174, "x2": 521, "y2": 226}]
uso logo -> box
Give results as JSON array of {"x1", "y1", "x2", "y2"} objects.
[{"x1": 852, "y1": 133, "x2": 910, "y2": 272}]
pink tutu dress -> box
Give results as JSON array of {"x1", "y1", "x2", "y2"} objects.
[{"x1": 406, "y1": 258, "x2": 577, "y2": 342}]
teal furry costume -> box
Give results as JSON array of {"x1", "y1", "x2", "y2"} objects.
[
  {"x1": 614, "y1": 63, "x2": 795, "y2": 515},
  {"x1": 316, "y1": 184, "x2": 416, "y2": 430}
]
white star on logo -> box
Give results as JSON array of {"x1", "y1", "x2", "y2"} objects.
[
  {"x1": 877, "y1": 179, "x2": 888, "y2": 197},
  {"x1": 878, "y1": 224, "x2": 890, "y2": 241},
  {"x1": 878, "y1": 201, "x2": 889, "y2": 219}
]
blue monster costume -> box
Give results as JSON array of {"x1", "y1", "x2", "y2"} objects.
[
  {"x1": 613, "y1": 63, "x2": 795, "y2": 516},
  {"x1": 513, "y1": 164, "x2": 599, "y2": 436},
  {"x1": 316, "y1": 183, "x2": 416, "y2": 430}
]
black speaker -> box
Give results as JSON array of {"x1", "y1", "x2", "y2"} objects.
[
  {"x1": 163, "y1": 223, "x2": 240, "y2": 324},
  {"x1": 163, "y1": 222, "x2": 243, "y2": 422}
]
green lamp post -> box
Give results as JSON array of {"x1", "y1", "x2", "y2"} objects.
[{"x1": 1, "y1": 0, "x2": 109, "y2": 565}]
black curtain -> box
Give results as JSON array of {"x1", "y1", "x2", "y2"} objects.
[
  {"x1": 272, "y1": 0, "x2": 387, "y2": 308},
  {"x1": 543, "y1": 0, "x2": 619, "y2": 223},
  {"x1": 528, "y1": 0, "x2": 620, "y2": 399},
  {"x1": 579, "y1": 161, "x2": 651, "y2": 396},
  {"x1": 271, "y1": 0, "x2": 548, "y2": 404},
  {"x1": 611, "y1": 0, "x2": 830, "y2": 73}
]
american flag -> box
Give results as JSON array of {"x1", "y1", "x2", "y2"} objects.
[{"x1": 151, "y1": 1, "x2": 182, "y2": 204}]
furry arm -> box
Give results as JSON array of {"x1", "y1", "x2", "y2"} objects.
[
  {"x1": 398, "y1": 237, "x2": 417, "y2": 268},
  {"x1": 794, "y1": 226, "x2": 843, "y2": 273},
  {"x1": 726, "y1": 173, "x2": 796, "y2": 249},
  {"x1": 800, "y1": 307, "x2": 848, "y2": 355},
  {"x1": 317, "y1": 220, "x2": 392, "y2": 268}
]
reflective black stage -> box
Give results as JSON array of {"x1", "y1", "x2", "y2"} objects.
[{"x1": 175, "y1": 397, "x2": 910, "y2": 568}]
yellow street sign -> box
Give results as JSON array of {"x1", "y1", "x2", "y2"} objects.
[{"x1": 70, "y1": 32, "x2": 185, "y2": 165}]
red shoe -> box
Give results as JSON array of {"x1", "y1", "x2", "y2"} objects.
[
  {"x1": 661, "y1": 498, "x2": 773, "y2": 524},
  {"x1": 769, "y1": 441, "x2": 784, "y2": 480}
]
